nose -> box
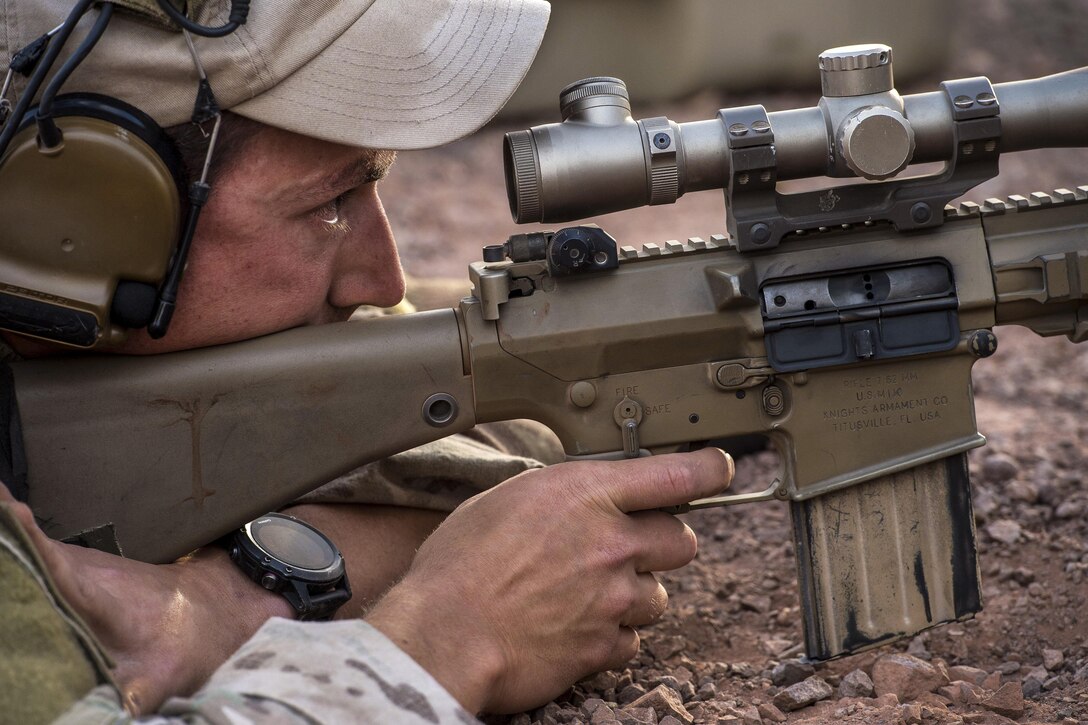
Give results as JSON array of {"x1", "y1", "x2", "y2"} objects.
[{"x1": 328, "y1": 185, "x2": 406, "y2": 310}]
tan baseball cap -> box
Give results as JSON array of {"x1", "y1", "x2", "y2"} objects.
[{"x1": 2, "y1": 0, "x2": 550, "y2": 149}]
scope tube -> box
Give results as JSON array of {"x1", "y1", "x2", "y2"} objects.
[{"x1": 507, "y1": 67, "x2": 1088, "y2": 224}]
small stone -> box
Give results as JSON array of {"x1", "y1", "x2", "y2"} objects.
[
  {"x1": 739, "y1": 705, "x2": 762, "y2": 725},
  {"x1": 760, "y1": 637, "x2": 794, "y2": 657},
  {"x1": 696, "y1": 682, "x2": 717, "y2": 701},
  {"x1": 985, "y1": 519, "x2": 1022, "y2": 544},
  {"x1": 682, "y1": 703, "x2": 714, "y2": 722},
  {"x1": 1043, "y1": 674, "x2": 1064, "y2": 690},
  {"x1": 730, "y1": 662, "x2": 757, "y2": 679},
  {"x1": 839, "y1": 668, "x2": 876, "y2": 698},
  {"x1": 615, "y1": 708, "x2": 655, "y2": 725},
  {"x1": 770, "y1": 659, "x2": 815, "y2": 687},
  {"x1": 920, "y1": 704, "x2": 948, "y2": 720},
  {"x1": 509, "y1": 714, "x2": 532, "y2": 725},
  {"x1": 673, "y1": 666, "x2": 694, "y2": 684},
  {"x1": 740, "y1": 595, "x2": 772, "y2": 613},
  {"x1": 982, "y1": 453, "x2": 1018, "y2": 483},
  {"x1": 1024, "y1": 664, "x2": 1047, "y2": 682},
  {"x1": 872, "y1": 653, "x2": 949, "y2": 700},
  {"x1": 947, "y1": 665, "x2": 988, "y2": 685},
  {"x1": 555, "y1": 707, "x2": 581, "y2": 724},
  {"x1": 962, "y1": 713, "x2": 1017, "y2": 725},
  {"x1": 1006, "y1": 480, "x2": 1038, "y2": 503},
  {"x1": 583, "y1": 698, "x2": 608, "y2": 716},
  {"x1": 591, "y1": 707, "x2": 619, "y2": 724},
  {"x1": 958, "y1": 682, "x2": 986, "y2": 704},
  {"x1": 1055, "y1": 500, "x2": 1083, "y2": 518},
  {"x1": 654, "y1": 676, "x2": 683, "y2": 693},
  {"x1": 1074, "y1": 663, "x2": 1088, "y2": 684},
  {"x1": 996, "y1": 661, "x2": 1021, "y2": 675},
  {"x1": 771, "y1": 676, "x2": 834, "y2": 712},
  {"x1": 982, "y1": 671, "x2": 1003, "y2": 691},
  {"x1": 1043, "y1": 648, "x2": 1065, "y2": 670},
  {"x1": 587, "y1": 672, "x2": 621, "y2": 692},
  {"x1": 647, "y1": 636, "x2": 686, "y2": 661},
  {"x1": 659, "y1": 718, "x2": 683, "y2": 725},
  {"x1": 1022, "y1": 677, "x2": 1042, "y2": 699},
  {"x1": 873, "y1": 693, "x2": 900, "y2": 707},
  {"x1": 618, "y1": 685, "x2": 647, "y2": 705},
  {"x1": 534, "y1": 702, "x2": 563, "y2": 724},
  {"x1": 980, "y1": 681, "x2": 1025, "y2": 718},
  {"x1": 907, "y1": 636, "x2": 931, "y2": 659},
  {"x1": 678, "y1": 681, "x2": 696, "y2": 702},
  {"x1": 629, "y1": 685, "x2": 693, "y2": 725},
  {"x1": 757, "y1": 703, "x2": 787, "y2": 723},
  {"x1": 899, "y1": 702, "x2": 923, "y2": 724}
]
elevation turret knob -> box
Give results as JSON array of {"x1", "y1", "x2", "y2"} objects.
[
  {"x1": 819, "y1": 44, "x2": 894, "y2": 97},
  {"x1": 559, "y1": 77, "x2": 630, "y2": 122}
]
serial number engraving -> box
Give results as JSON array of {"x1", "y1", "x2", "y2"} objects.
[{"x1": 823, "y1": 371, "x2": 950, "y2": 432}]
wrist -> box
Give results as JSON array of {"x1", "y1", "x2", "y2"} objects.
[
  {"x1": 366, "y1": 581, "x2": 503, "y2": 714},
  {"x1": 180, "y1": 547, "x2": 296, "y2": 643}
]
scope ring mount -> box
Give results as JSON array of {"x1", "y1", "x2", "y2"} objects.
[{"x1": 723, "y1": 77, "x2": 1002, "y2": 252}]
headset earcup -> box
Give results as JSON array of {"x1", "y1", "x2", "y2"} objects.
[{"x1": 0, "y1": 93, "x2": 182, "y2": 346}]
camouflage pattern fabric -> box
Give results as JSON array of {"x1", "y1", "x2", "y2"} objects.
[
  {"x1": 0, "y1": 504, "x2": 115, "y2": 724},
  {"x1": 297, "y1": 419, "x2": 565, "y2": 511},
  {"x1": 57, "y1": 619, "x2": 481, "y2": 724}
]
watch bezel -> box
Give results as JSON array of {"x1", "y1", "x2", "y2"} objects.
[
  {"x1": 240, "y1": 514, "x2": 345, "y2": 584},
  {"x1": 228, "y1": 512, "x2": 352, "y2": 620}
]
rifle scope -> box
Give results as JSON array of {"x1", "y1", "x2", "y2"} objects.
[{"x1": 505, "y1": 44, "x2": 1088, "y2": 225}]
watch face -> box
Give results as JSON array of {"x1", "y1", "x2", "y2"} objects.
[{"x1": 249, "y1": 515, "x2": 338, "y2": 571}]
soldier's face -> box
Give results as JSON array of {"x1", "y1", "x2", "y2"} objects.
[{"x1": 113, "y1": 126, "x2": 404, "y2": 354}]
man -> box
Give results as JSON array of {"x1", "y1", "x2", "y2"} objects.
[{"x1": 0, "y1": 0, "x2": 734, "y2": 722}]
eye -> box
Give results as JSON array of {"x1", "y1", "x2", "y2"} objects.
[
  {"x1": 316, "y1": 194, "x2": 346, "y2": 225},
  {"x1": 313, "y1": 193, "x2": 351, "y2": 234}
]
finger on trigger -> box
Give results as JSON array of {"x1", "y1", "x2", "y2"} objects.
[{"x1": 607, "y1": 447, "x2": 735, "y2": 513}]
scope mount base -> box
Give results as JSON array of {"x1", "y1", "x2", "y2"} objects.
[{"x1": 723, "y1": 77, "x2": 1002, "y2": 252}]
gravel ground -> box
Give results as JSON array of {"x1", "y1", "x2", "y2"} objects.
[{"x1": 381, "y1": 1, "x2": 1088, "y2": 722}]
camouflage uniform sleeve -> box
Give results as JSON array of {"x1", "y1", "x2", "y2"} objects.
[{"x1": 56, "y1": 618, "x2": 481, "y2": 724}]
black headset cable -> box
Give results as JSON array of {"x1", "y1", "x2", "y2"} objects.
[
  {"x1": 155, "y1": 0, "x2": 250, "y2": 38},
  {"x1": 36, "y1": 3, "x2": 115, "y2": 149},
  {"x1": 0, "y1": 0, "x2": 95, "y2": 161}
]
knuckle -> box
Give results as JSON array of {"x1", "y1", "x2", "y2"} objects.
[
  {"x1": 656, "y1": 459, "x2": 699, "y2": 500},
  {"x1": 593, "y1": 530, "x2": 636, "y2": 570},
  {"x1": 603, "y1": 587, "x2": 637, "y2": 620}
]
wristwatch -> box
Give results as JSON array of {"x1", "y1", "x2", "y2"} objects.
[{"x1": 226, "y1": 512, "x2": 352, "y2": 621}]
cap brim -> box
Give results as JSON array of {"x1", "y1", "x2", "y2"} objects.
[{"x1": 232, "y1": 0, "x2": 550, "y2": 150}]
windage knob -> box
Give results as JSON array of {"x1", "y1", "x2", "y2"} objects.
[
  {"x1": 838, "y1": 106, "x2": 916, "y2": 180},
  {"x1": 819, "y1": 44, "x2": 894, "y2": 97}
]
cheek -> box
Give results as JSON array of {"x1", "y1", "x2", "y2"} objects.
[{"x1": 164, "y1": 212, "x2": 341, "y2": 345}]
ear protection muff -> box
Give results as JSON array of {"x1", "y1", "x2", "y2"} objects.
[
  {"x1": 0, "y1": 0, "x2": 249, "y2": 349},
  {"x1": 0, "y1": 93, "x2": 183, "y2": 348}
]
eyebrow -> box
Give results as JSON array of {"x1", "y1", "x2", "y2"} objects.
[{"x1": 292, "y1": 149, "x2": 397, "y2": 206}]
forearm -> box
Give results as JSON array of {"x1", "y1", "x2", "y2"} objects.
[{"x1": 56, "y1": 618, "x2": 480, "y2": 724}]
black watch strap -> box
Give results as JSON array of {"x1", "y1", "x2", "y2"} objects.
[
  {"x1": 225, "y1": 513, "x2": 352, "y2": 621},
  {"x1": 281, "y1": 576, "x2": 353, "y2": 621}
]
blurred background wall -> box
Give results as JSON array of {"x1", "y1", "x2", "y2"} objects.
[{"x1": 500, "y1": 0, "x2": 952, "y2": 117}]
